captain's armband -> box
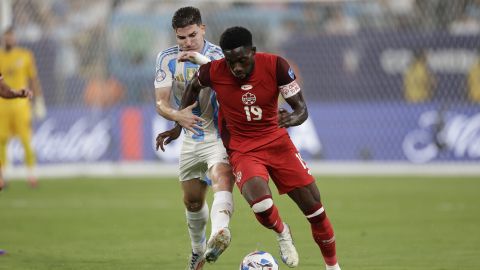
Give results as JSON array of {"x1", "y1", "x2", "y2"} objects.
[{"x1": 279, "y1": 80, "x2": 301, "y2": 99}]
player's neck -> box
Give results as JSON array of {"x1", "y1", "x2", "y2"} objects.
[
  {"x1": 4, "y1": 45, "x2": 13, "y2": 51},
  {"x1": 195, "y1": 39, "x2": 206, "y2": 54}
]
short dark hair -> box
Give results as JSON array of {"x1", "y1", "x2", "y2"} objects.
[
  {"x1": 219, "y1": 26, "x2": 252, "y2": 50},
  {"x1": 171, "y1": 6, "x2": 202, "y2": 29}
]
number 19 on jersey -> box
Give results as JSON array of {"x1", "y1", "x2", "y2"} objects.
[{"x1": 244, "y1": 106, "x2": 263, "y2": 121}]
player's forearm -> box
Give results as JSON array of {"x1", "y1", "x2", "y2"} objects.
[
  {"x1": 290, "y1": 107, "x2": 308, "y2": 126},
  {"x1": 156, "y1": 100, "x2": 180, "y2": 121},
  {"x1": 0, "y1": 81, "x2": 21, "y2": 99},
  {"x1": 180, "y1": 79, "x2": 201, "y2": 110},
  {"x1": 285, "y1": 93, "x2": 309, "y2": 126}
]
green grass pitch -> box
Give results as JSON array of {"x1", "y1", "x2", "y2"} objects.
[{"x1": 1, "y1": 176, "x2": 479, "y2": 270}]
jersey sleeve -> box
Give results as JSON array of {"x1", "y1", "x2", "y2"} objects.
[
  {"x1": 197, "y1": 62, "x2": 212, "y2": 88},
  {"x1": 276, "y1": 56, "x2": 301, "y2": 99},
  {"x1": 154, "y1": 50, "x2": 175, "y2": 89}
]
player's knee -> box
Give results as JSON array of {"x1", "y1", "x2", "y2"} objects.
[
  {"x1": 250, "y1": 196, "x2": 274, "y2": 213},
  {"x1": 184, "y1": 198, "x2": 204, "y2": 212}
]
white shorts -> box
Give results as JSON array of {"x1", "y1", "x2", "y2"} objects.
[{"x1": 179, "y1": 139, "x2": 229, "y2": 182}]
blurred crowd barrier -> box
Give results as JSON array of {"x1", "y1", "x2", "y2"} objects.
[{"x1": 4, "y1": 0, "x2": 480, "y2": 164}]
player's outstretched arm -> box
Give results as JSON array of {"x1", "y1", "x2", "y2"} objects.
[
  {"x1": 278, "y1": 92, "x2": 308, "y2": 128},
  {"x1": 176, "y1": 76, "x2": 205, "y2": 134}
]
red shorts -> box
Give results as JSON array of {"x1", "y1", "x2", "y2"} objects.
[{"x1": 229, "y1": 134, "x2": 315, "y2": 194}]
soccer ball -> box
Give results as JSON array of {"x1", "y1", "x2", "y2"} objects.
[{"x1": 239, "y1": 250, "x2": 279, "y2": 270}]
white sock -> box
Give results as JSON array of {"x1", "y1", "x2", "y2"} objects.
[
  {"x1": 210, "y1": 191, "x2": 233, "y2": 237},
  {"x1": 326, "y1": 263, "x2": 341, "y2": 270},
  {"x1": 186, "y1": 202, "x2": 209, "y2": 254}
]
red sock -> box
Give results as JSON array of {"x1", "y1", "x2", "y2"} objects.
[
  {"x1": 251, "y1": 195, "x2": 285, "y2": 233},
  {"x1": 306, "y1": 203, "x2": 337, "y2": 266}
]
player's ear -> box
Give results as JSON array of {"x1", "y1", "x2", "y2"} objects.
[{"x1": 251, "y1": 46, "x2": 256, "y2": 55}]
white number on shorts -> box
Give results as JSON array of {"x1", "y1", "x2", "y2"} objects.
[{"x1": 244, "y1": 105, "x2": 262, "y2": 121}]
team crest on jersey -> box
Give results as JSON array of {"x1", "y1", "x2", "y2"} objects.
[
  {"x1": 186, "y1": 68, "x2": 197, "y2": 81},
  {"x1": 240, "y1": 84, "x2": 253, "y2": 91},
  {"x1": 242, "y1": 92, "x2": 256, "y2": 105},
  {"x1": 156, "y1": 69, "x2": 166, "y2": 82},
  {"x1": 175, "y1": 73, "x2": 185, "y2": 82},
  {"x1": 288, "y1": 67, "x2": 295, "y2": 79}
]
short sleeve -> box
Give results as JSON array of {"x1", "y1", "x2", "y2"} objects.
[
  {"x1": 276, "y1": 56, "x2": 301, "y2": 99},
  {"x1": 197, "y1": 62, "x2": 212, "y2": 87},
  {"x1": 154, "y1": 50, "x2": 175, "y2": 89}
]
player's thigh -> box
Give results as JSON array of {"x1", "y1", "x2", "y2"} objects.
[
  {"x1": 0, "y1": 106, "x2": 13, "y2": 140},
  {"x1": 267, "y1": 135, "x2": 315, "y2": 194},
  {"x1": 11, "y1": 105, "x2": 32, "y2": 138},
  {"x1": 209, "y1": 162, "x2": 234, "y2": 192},
  {"x1": 229, "y1": 150, "x2": 270, "y2": 195}
]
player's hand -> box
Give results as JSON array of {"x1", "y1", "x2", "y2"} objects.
[
  {"x1": 177, "y1": 51, "x2": 210, "y2": 65},
  {"x1": 278, "y1": 108, "x2": 292, "y2": 128},
  {"x1": 18, "y1": 88, "x2": 33, "y2": 99},
  {"x1": 175, "y1": 101, "x2": 205, "y2": 135},
  {"x1": 156, "y1": 125, "x2": 182, "y2": 152}
]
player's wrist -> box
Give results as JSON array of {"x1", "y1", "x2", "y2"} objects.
[
  {"x1": 170, "y1": 109, "x2": 180, "y2": 122},
  {"x1": 192, "y1": 52, "x2": 210, "y2": 65}
]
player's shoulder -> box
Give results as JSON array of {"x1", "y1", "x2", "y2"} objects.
[
  {"x1": 256, "y1": 52, "x2": 280, "y2": 61},
  {"x1": 15, "y1": 47, "x2": 34, "y2": 56},
  {"x1": 156, "y1": 45, "x2": 179, "y2": 60},
  {"x1": 203, "y1": 40, "x2": 224, "y2": 60}
]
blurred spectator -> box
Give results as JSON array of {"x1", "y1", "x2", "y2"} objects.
[
  {"x1": 83, "y1": 65, "x2": 124, "y2": 108},
  {"x1": 467, "y1": 52, "x2": 480, "y2": 102},
  {"x1": 449, "y1": 13, "x2": 480, "y2": 35},
  {"x1": 324, "y1": 6, "x2": 359, "y2": 35},
  {"x1": 403, "y1": 49, "x2": 436, "y2": 103},
  {"x1": 302, "y1": 2, "x2": 323, "y2": 36},
  {"x1": 13, "y1": 3, "x2": 43, "y2": 43}
]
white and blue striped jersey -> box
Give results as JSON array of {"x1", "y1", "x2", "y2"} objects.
[{"x1": 154, "y1": 40, "x2": 224, "y2": 142}]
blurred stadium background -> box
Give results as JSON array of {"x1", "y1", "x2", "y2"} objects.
[
  {"x1": 1, "y1": 1, "x2": 480, "y2": 270},
  {"x1": 1, "y1": 0, "x2": 479, "y2": 178}
]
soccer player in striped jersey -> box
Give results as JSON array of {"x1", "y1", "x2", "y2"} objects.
[{"x1": 153, "y1": 7, "x2": 234, "y2": 270}]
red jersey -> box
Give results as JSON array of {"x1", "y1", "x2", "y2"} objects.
[{"x1": 197, "y1": 53, "x2": 298, "y2": 153}]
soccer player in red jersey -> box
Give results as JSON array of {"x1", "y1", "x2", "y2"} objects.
[
  {"x1": 0, "y1": 73, "x2": 32, "y2": 191},
  {"x1": 157, "y1": 26, "x2": 341, "y2": 270}
]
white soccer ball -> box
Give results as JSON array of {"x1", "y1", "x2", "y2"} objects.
[{"x1": 239, "y1": 250, "x2": 279, "y2": 270}]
